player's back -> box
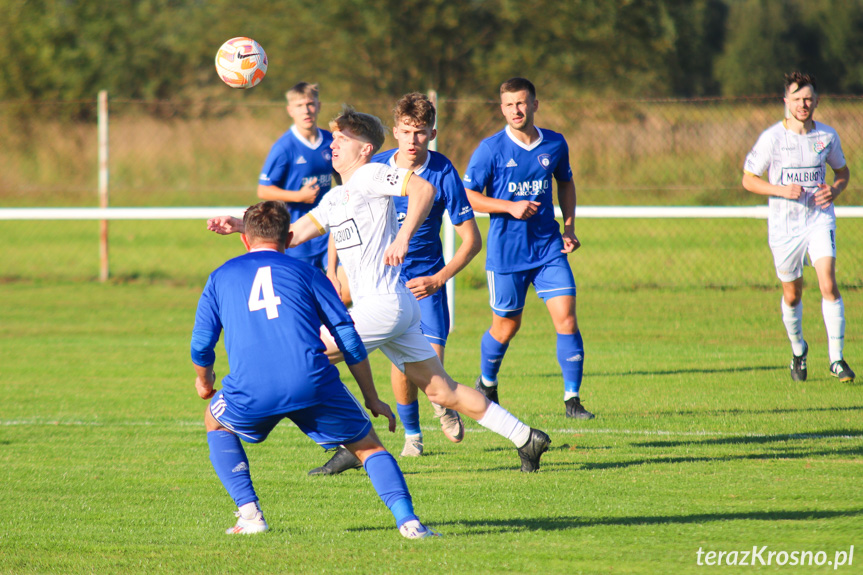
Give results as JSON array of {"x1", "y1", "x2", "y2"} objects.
[{"x1": 200, "y1": 250, "x2": 345, "y2": 415}]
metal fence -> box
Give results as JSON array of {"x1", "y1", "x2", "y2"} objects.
[{"x1": 1, "y1": 95, "x2": 862, "y2": 288}]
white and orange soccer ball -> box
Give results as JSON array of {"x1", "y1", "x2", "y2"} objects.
[{"x1": 215, "y1": 37, "x2": 268, "y2": 89}]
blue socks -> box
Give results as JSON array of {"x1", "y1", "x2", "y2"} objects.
[
  {"x1": 396, "y1": 400, "x2": 422, "y2": 436},
  {"x1": 364, "y1": 450, "x2": 417, "y2": 528},
  {"x1": 207, "y1": 430, "x2": 257, "y2": 507},
  {"x1": 558, "y1": 331, "x2": 584, "y2": 396},
  {"x1": 480, "y1": 330, "x2": 509, "y2": 384}
]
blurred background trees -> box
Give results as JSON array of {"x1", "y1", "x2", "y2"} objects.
[{"x1": 1, "y1": 0, "x2": 861, "y2": 107}]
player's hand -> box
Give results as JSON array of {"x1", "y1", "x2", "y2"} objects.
[
  {"x1": 296, "y1": 178, "x2": 321, "y2": 204},
  {"x1": 782, "y1": 184, "x2": 804, "y2": 201},
  {"x1": 366, "y1": 399, "x2": 397, "y2": 433},
  {"x1": 327, "y1": 272, "x2": 343, "y2": 298},
  {"x1": 814, "y1": 183, "x2": 836, "y2": 208},
  {"x1": 195, "y1": 372, "x2": 216, "y2": 400},
  {"x1": 561, "y1": 231, "x2": 581, "y2": 254},
  {"x1": 405, "y1": 275, "x2": 443, "y2": 300},
  {"x1": 383, "y1": 235, "x2": 410, "y2": 267},
  {"x1": 509, "y1": 200, "x2": 540, "y2": 220},
  {"x1": 207, "y1": 216, "x2": 243, "y2": 235}
]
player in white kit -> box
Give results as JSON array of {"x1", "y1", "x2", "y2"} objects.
[
  {"x1": 209, "y1": 106, "x2": 552, "y2": 472},
  {"x1": 742, "y1": 71, "x2": 854, "y2": 383}
]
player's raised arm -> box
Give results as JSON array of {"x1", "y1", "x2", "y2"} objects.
[{"x1": 384, "y1": 174, "x2": 434, "y2": 266}]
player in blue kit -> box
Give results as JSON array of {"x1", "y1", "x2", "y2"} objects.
[
  {"x1": 257, "y1": 82, "x2": 336, "y2": 269},
  {"x1": 191, "y1": 201, "x2": 438, "y2": 539},
  {"x1": 309, "y1": 94, "x2": 482, "y2": 473},
  {"x1": 463, "y1": 77, "x2": 594, "y2": 419}
]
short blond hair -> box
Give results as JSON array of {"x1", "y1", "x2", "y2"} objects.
[
  {"x1": 286, "y1": 82, "x2": 319, "y2": 104},
  {"x1": 329, "y1": 105, "x2": 386, "y2": 154}
]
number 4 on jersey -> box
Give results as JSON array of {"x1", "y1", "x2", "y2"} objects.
[{"x1": 248, "y1": 266, "x2": 281, "y2": 319}]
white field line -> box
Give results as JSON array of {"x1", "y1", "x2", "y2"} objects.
[{"x1": 1, "y1": 419, "x2": 859, "y2": 441}]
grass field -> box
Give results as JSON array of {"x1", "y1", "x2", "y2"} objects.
[{"x1": 2, "y1": 247, "x2": 862, "y2": 573}]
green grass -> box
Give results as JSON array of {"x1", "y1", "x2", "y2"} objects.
[{"x1": 1, "y1": 265, "x2": 862, "y2": 573}]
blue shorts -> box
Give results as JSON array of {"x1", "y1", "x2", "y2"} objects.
[
  {"x1": 208, "y1": 384, "x2": 372, "y2": 448},
  {"x1": 417, "y1": 288, "x2": 449, "y2": 346},
  {"x1": 487, "y1": 256, "x2": 576, "y2": 318}
]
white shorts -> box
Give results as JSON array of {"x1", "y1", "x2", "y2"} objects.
[
  {"x1": 769, "y1": 226, "x2": 836, "y2": 283},
  {"x1": 322, "y1": 291, "x2": 436, "y2": 372}
]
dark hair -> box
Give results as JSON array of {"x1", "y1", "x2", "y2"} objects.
[
  {"x1": 784, "y1": 71, "x2": 817, "y2": 95},
  {"x1": 243, "y1": 201, "x2": 291, "y2": 245},
  {"x1": 500, "y1": 77, "x2": 536, "y2": 100},
  {"x1": 393, "y1": 92, "x2": 436, "y2": 129},
  {"x1": 329, "y1": 105, "x2": 387, "y2": 154}
]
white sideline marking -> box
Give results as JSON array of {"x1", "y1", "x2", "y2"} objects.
[{"x1": 1, "y1": 419, "x2": 859, "y2": 441}]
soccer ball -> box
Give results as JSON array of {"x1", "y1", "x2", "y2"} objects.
[{"x1": 215, "y1": 37, "x2": 268, "y2": 89}]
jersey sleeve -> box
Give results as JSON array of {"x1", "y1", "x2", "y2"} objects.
[
  {"x1": 190, "y1": 275, "x2": 223, "y2": 367},
  {"x1": 308, "y1": 187, "x2": 339, "y2": 234},
  {"x1": 440, "y1": 165, "x2": 475, "y2": 225},
  {"x1": 360, "y1": 164, "x2": 412, "y2": 197},
  {"x1": 259, "y1": 141, "x2": 290, "y2": 187},
  {"x1": 743, "y1": 132, "x2": 772, "y2": 177},
  {"x1": 462, "y1": 142, "x2": 493, "y2": 193},
  {"x1": 553, "y1": 138, "x2": 574, "y2": 182},
  {"x1": 826, "y1": 132, "x2": 847, "y2": 171}
]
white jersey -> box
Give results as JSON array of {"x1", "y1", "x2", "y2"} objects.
[
  {"x1": 743, "y1": 120, "x2": 846, "y2": 237},
  {"x1": 308, "y1": 163, "x2": 413, "y2": 297}
]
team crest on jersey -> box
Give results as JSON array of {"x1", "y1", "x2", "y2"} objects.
[
  {"x1": 813, "y1": 139, "x2": 826, "y2": 154},
  {"x1": 537, "y1": 154, "x2": 552, "y2": 169},
  {"x1": 340, "y1": 190, "x2": 351, "y2": 205},
  {"x1": 323, "y1": 151, "x2": 332, "y2": 161}
]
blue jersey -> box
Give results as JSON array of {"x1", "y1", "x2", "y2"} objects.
[
  {"x1": 259, "y1": 126, "x2": 334, "y2": 259},
  {"x1": 373, "y1": 149, "x2": 475, "y2": 279},
  {"x1": 463, "y1": 126, "x2": 573, "y2": 273},
  {"x1": 191, "y1": 249, "x2": 362, "y2": 417}
]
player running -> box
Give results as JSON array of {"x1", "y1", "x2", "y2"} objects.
[
  {"x1": 742, "y1": 71, "x2": 854, "y2": 383},
  {"x1": 463, "y1": 77, "x2": 594, "y2": 419},
  {"x1": 209, "y1": 106, "x2": 552, "y2": 473},
  {"x1": 192, "y1": 200, "x2": 438, "y2": 539}
]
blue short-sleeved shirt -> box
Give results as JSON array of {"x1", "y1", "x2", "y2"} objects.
[
  {"x1": 259, "y1": 126, "x2": 334, "y2": 259},
  {"x1": 463, "y1": 126, "x2": 572, "y2": 273},
  {"x1": 373, "y1": 149, "x2": 475, "y2": 279},
  {"x1": 191, "y1": 249, "x2": 363, "y2": 417}
]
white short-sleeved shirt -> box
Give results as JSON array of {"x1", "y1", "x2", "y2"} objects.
[
  {"x1": 743, "y1": 120, "x2": 846, "y2": 237},
  {"x1": 308, "y1": 163, "x2": 413, "y2": 298}
]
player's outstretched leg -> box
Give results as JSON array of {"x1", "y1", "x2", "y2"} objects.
[
  {"x1": 345, "y1": 434, "x2": 439, "y2": 539},
  {"x1": 207, "y1": 430, "x2": 269, "y2": 534},
  {"x1": 405, "y1": 357, "x2": 551, "y2": 472}
]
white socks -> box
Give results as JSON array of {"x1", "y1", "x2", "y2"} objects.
[
  {"x1": 822, "y1": 297, "x2": 845, "y2": 363},
  {"x1": 781, "y1": 298, "x2": 805, "y2": 356},
  {"x1": 238, "y1": 501, "x2": 261, "y2": 520},
  {"x1": 477, "y1": 401, "x2": 531, "y2": 448}
]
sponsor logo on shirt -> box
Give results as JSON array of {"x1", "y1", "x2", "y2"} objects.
[
  {"x1": 397, "y1": 211, "x2": 406, "y2": 223},
  {"x1": 458, "y1": 206, "x2": 473, "y2": 217},
  {"x1": 781, "y1": 166, "x2": 825, "y2": 187},
  {"x1": 505, "y1": 158, "x2": 518, "y2": 168},
  {"x1": 386, "y1": 172, "x2": 399, "y2": 185},
  {"x1": 537, "y1": 154, "x2": 552, "y2": 169},
  {"x1": 259, "y1": 174, "x2": 271, "y2": 182},
  {"x1": 463, "y1": 174, "x2": 472, "y2": 183},
  {"x1": 508, "y1": 179, "x2": 550, "y2": 196},
  {"x1": 332, "y1": 219, "x2": 362, "y2": 248},
  {"x1": 296, "y1": 155, "x2": 307, "y2": 165}
]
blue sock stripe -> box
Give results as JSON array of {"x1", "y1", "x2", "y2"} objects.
[{"x1": 363, "y1": 450, "x2": 415, "y2": 527}]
